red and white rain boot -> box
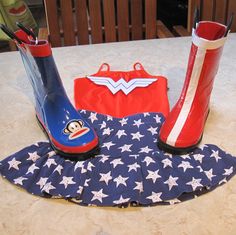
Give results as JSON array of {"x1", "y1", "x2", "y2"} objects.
[{"x1": 158, "y1": 20, "x2": 229, "y2": 154}]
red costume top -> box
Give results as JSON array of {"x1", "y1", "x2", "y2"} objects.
[{"x1": 74, "y1": 63, "x2": 169, "y2": 118}]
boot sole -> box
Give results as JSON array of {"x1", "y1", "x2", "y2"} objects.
[
  {"x1": 35, "y1": 115, "x2": 100, "y2": 161},
  {"x1": 157, "y1": 136, "x2": 203, "y2": 155}
]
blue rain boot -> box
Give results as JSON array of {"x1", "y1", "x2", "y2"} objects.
[{"x1": 1, "y1": 24, "x2": 99, "y2": 160}]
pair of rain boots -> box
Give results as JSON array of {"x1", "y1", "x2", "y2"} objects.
[{"x1": 0, "y1": 15, "x2": 232, "y2": 158}]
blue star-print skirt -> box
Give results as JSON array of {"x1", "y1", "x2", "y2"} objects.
[{"x1": 1, "y1": 111, "x2": 236, "y2": 207}]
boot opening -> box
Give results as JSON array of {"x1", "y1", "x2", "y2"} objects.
[{"x1": 196, "y1": 21, "x2": 226, "y2": 41}]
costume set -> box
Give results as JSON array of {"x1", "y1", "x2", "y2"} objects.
[{"x1": 0, "y1": 18, "x2": 236, "y2": 207}]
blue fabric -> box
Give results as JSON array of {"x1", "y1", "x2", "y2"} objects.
[{"x1": 1, "y1": 111, "x2": 236, "y2": 207}]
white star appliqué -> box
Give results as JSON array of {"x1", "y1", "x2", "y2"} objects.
[
  {"x1": 114, "y1": 175, "x2": 129, "y2": 187},
  {"x1": 42, "y1": 182, "x2": 55, "y2": 193},
  {"x1": 133, "y1": 181, "x2": 144, "y2": 192},
  {"x1": 193, "y1": 153, "x2": 204, "y2": 163},
  {"x1": 210, "y1": 150, "x2": 222, "y2": 162},
  {"x1": 111, "y1": 159, "x2": 124, "y2": 168},
  {"x1": 147, "y1": 126, "x2": 158, "y2": 135},
  {"x1": 178, "y1": 161, "x2": 193, "y2": 172},
  {"x1": 198, "y1": 144, "x2": 207, "y2": 151},
  {"x1": 143, "y1": 112, "x2": 150, "y2": 117},
  {"x1": 88, "y1": 112, "x2": 98, "y2": 123},
  {"x1": 102, "y1": 127, "x2": 114, "y2": 136},
  {"x1": 107, "y1": 115, "x2": 113, "y2": 121},
  {"x1": 59, "y1": 176, "x2": 76, "y2": 189},
  {"x1": 146, "y1": 170, "x2": 161, "y2": 183},
  {"x1": 99, "y1": 121, "x2": 107, "y2": 129},
  {"x1": 204, "y1": 169, "x2": 216, "y2": 181},
  {"x1": 74, "y1": 161, "x2": 87, "y2": 173},
  {"x1": 36, "y1": 177, "x2": 48, "y2": 189},
  {"x1": 127, "y1": 162, "x2": 140, "y2": 172},
  {"x1": 116, "y1": 130, "x2": 127, "y2": 139},
  {"x1": 161, "y1": 158, "x2": 173, "y2": 168},
  {"x1": 102, "y1": 141, "x2": 115, "y2": 150},
  {"x1": 139, "y1": 146, "x2": 153, "y2": 154},
  {"x1": 98, "y1": 154, "x2": 110, "y2": 163},
  {"x1": 87, "y1": 162, "x2": 95, "y2": 171},
  {"x1": 133, "y1": 119, "x2": 144, "y2": 128},
  {"x1": 14, "y1": 176, "x2": 27, "y2": 185},
  {"x1": 27, "y1": 151, "x2": 40, "y2": 162},
  {"x1": 119, "y1": 144, "x2": 133, "y2": 152},
  {"x1": 43, "y1": 158, "x2": 57, "y2": 168},
  {"x1": 142, "y1": 156, "x2": 155, "y2": 166},
  {"x1": 146, "y1": 192, "x2": 162, "y2": 203},
  {"x1": 154, "y1": 115, "x2": 161, "y2": 123},
  {"x1": 113, "y1": 195, "x2": 130, "y2": 204},
  {"x1": 180, "y1": 154, "x2": 191, "y2": 160},
  {"x1": 99, "y1": 171, "x2": 112, "y2": 185},
  {"x1": 53, "y1": 165, "x2": 63, "y2": 175},
  {"x1": 131, "y1": 131, "x2": 144, "y2": 141},
  {"x1": 26, "y1": 163, "x2": 39, "y2": 174},
  {"x1": 164, "y1": 175, "x2": 179, "y2": 190},
  {"x1": 119, "y1": 118, "x2": 128, "y2": 126},
  {"x1": 47, "y1": 151, "x2": 56, "y2": 158},
  {"x1": 186, "y1": 177, "x2": 203, "y2": 191},
  {"x1": 8, "y1": 158, "x2": 21, "y2": 170},
  {"x1": 91, "y1": 189, "x2": 108, "y2": 203},
  {"x1": 223, "y1": 166, "x2": 234, "y2": 176}
]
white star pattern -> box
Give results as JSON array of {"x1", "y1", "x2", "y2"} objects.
[
  {"x1": 102, "y1": 141, "x2": 115, "y2": 150},
  {"x1": 59, "y1": 176, "x2": 76, "y2": 189},
  {"x1": 116, "y1": 130, "x2": 127, "y2": 139},
  {"x1": 127, "y1": 163, "x2": 140, "y2": 172},
  {"x1": 129, "y1": 154, "x2": 139, "y2": 159},
  {"x1": 186, "y1": 177, "x2": 203, "y2": 191},
  {"x1": 42, "y1": 182, "x2": 55, "y2": 193},
  {"x1": 193, "y1": 154, "x2": 204, "y2": 163},
  {"x1": 119, "y1": 144, "x2": 132, "y2": 152},
  {"x1": 154, "y1": 115, "x2": 161, "y2": 123},
  {"x1": 88, "y1": 112, "x2": 98, "y2": 123},
  {"x1": 43, "y1": 158, "x2": 57, "y2": 168},
  {"x1": 131, "y1": 131, "x2": 144, "y2": 141},
  {"x1": 53, "y1": 165, "x2": 63, "y2": 175},
  {"x1": 162, "y1": 158, "x2": 173, "y2": 168},
  {"x1": 8, "y1": 158, "x2": 21, "y2": 170},
  {"x1": 119, "y1": 118, "x2": 128, "y2": 126},
  {"x1": 143, "y1": 112, "x2": 150, "y2": 117},
  {"x1": 134, "y1": 181, "x2": 144, "y2": 192},
  {"x1": 133, "y1": 119, "x2": 144, "y2": 128},
  {"x1": 102, "y1": 127, "x2": 114, "y2": 135},
  {"x1": 142, "y1": 156, "x2": 155, "y2": 166},
  {"x1": 204, "y1": 169, "x2": 216, "y2": 181},
  {"x1": 84, "y1": 179, "x2": 91, "y2": 187},
  {"x1": 99, "y1": 121, "x2": 107, "y2": 129},
  {"x1": 87, "y1": 162, "x2": 95, "y2": 171},
  {"x1": 36, "y1": 177, "x2": 48, "y2": 189},
  {"x1": 113, "y1": 195, "x2": 130, "y2": 204},
  {"x1": 47, "y1": 151, "x2": 56, "y2": 158},
  {"x1": 14, "y1": 176, "x2": 27, "y2": 185},
  {"x1": 27, "y1": 152, "x2": 40, "y2": 162},
  {"x1": 111, "y1": 159, "x2": 124, "y2": 168},
  {"x1": 114, "y1": 175, "x2": 129, "y2": 187},
  {"x1": 139, "y1": 146, "x2": 153, "y2": 154},
  {"x1": 74, "y1": 161, "x2": 87, "y2": 173},
  {"x1": 26, "y1": 163, "x2": 39, "y2": 174},
  {"x1": 210, "y1": 150, "x2": 222, "y2": 162},
  {"x1": 178, "y1": 161, "x2": 193, "y2": 172},
  {"x1": 198, "y1": 144, "x2": 207, "y2": 151},
  {"x1": 223, "y1": 166, "x2": 233, "y2": 176},
  {"x1": 147, "y1": 126, "x2": 158, "y2": 135},
  {"x1": 146, "y1": 192, "x2": 162, "y2": 202},
  {"x1": 99, "y1": 171, "x2": 112, "y2": 185},
  {"x1": 164, "y1": 175, "x2": 179, "y2": 190},
  {"x1": 146, "y1": 170, "x2": 161, "y2": 183},
  {"x1": 180, "y1": 154, "x2": 191, "y2": 160},
  {"x1": 91, "y1": 189, "x2": 108, "y2": 203},
  {"x1": 98, "y1": 154, "x2": 110, "y2": 163}
]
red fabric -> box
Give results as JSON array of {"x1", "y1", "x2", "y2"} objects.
[{"x1": 74, "y1": 63, "x2": 169, "y2": 118}]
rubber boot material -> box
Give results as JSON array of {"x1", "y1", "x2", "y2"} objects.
[
  {"x1": 15, "y1": 30, "x2": 99, "y2": 159},
  {"x1": 159, "y1": 21, "x2": 228, "y2": 154}
]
